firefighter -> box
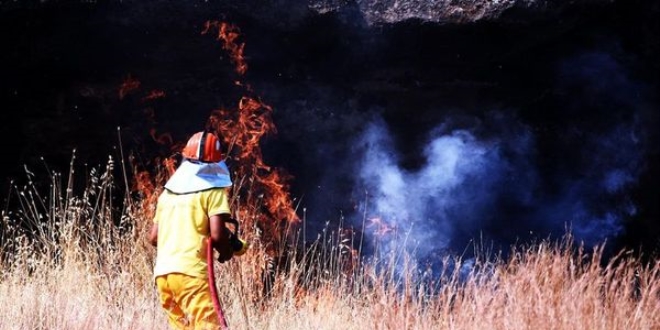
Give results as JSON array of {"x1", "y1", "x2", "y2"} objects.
[{"x1": 148, "y1": 130, "x2": 235, "y2": 330}]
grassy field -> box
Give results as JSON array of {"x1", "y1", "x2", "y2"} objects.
[{"x1": 1, "y1": 158, "x2": 659, "y2": 330}]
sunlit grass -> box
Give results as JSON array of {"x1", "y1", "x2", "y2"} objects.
[{"x1": 1, "y1": 155, "x2": 659, "y2": 330}]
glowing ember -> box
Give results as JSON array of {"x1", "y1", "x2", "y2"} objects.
[
  {"x1": 141, "y1": 89, "x2": 166, "y2": 102},
  {"x1": 149, "y1": 128, "x2": 173, "y2": 146},
  {"x1": 367, "y1": 216, "x2": 397, "y2": 237},
  {"x1": 118, "y1": 74, "x2": 140, "y2": 100}
]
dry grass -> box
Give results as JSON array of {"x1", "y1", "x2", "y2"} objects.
[{"x1": 1, "y1": 157, "x2": 659, "y2": 330}]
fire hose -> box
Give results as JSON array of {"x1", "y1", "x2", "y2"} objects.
[{"x1": 207, "y1": 218, "x2": 248, "y2": 330}]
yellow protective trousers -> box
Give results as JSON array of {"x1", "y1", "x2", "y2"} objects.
[{"x1": 155, "y1": 273, "x2": 221, "y2": 330}]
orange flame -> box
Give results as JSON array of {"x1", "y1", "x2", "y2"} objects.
[
  {"x1": 208, "y1": 95, "x2": 300, "y2": 245},
  {"x1": 202, "y1": 21, "x2": 248, "y2": 76},
  {"x1": 201, "y1": 20, "x2": 301, "y2": 247},
  {"x1": 130, "y1": 20, "x2": 300, "y2": 254},
  {"x1": 210, "y1": 97, "x2": 275, "y2": 170},
  {"x1": 132, "y1": 156, "x2": 178, "y2": 220},
  {"x1": 260, "y1": 168, "x2": 297, "y2": 223}
]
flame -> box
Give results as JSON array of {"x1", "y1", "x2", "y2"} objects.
[
  {"x1": 118, "y1": 74, "x2": 140, "y2": 100},
  {"x1": 260, "y1": 168, "x2": 297, "y2": 223},
  {"x1": 118, "y1": 75, "x2": 175, "y2": 224},
  {"x1": 149, "y1": 128, "x2": 173, "y2": 146},
  {"x1": 120, "y1": 20, "x2": 365, "y2": 280},
  {"x1": 209, "y1": 97, "x2": 275, "y2": 170},
  {"x1": 141, "y1": 89, "x2": 166, "y2": 102},
  {"x1": 132, "y1": 157, "x2": 177, "y2": 220},
  {"x1": 121, "y1": 84, "x2": 172, "y2": 149},
  {"x1": 201, "y1": 20, "x2": 301, "y2": 248},
  {"x1": 202, "y1": 21, "x2": 248, "y2": 76},
  {"x1": 128, "y1": 20, "x2": 300, "y2": 251},
  {"x1": 208, "y1": 95, "x2": 300, "y2": 245},
  {"x1": 368, "y1": 216, "x2": 397, "y2": 237}
]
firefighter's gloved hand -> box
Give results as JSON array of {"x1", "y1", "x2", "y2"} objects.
[{"x1": 215, "y1": 243, "x2": 233, "y2": 263}]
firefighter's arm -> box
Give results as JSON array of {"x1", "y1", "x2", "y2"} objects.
[{"x1": 210, "y1": 213, "x2": 233, "y2": 263}]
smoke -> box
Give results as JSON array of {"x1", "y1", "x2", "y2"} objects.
[
  {"x1": 349, "y1": 49, "x2": 648, "y2": 269},
  {"x1": 351, "y1": 112, "x2": 538, "y2": 262},
  {"x1": 546, "y1": 50, "x2": 648, "y2": 246}
]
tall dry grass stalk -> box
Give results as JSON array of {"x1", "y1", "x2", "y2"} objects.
[{"x1": 1, "y1": 155, "x2": 659, "y2": 330}]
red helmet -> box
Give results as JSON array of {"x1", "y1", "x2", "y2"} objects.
[{"x1": 181, "y1": 131, "x2": 223, "y2": 163}]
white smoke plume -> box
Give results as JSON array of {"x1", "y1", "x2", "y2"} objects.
[{"x1": 352, "y1": 108, "x2": 643, "y2": 272}]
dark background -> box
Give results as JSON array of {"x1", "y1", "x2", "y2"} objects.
[{"x1": 1, "y1": 0, "x2": 658, "y2": 260}]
